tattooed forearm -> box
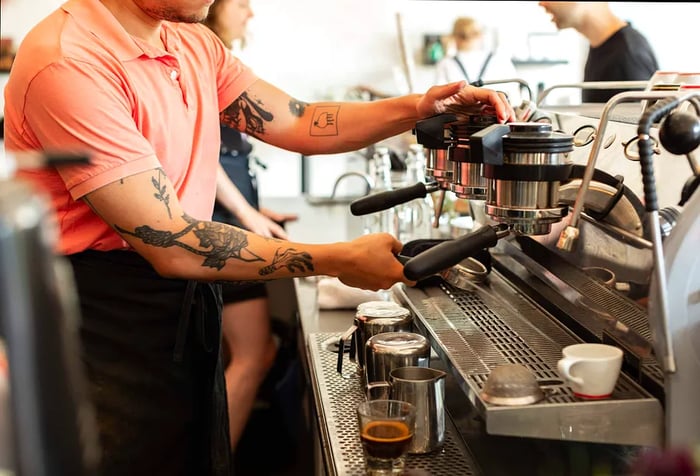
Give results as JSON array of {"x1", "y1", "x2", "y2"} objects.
[
  {"x1": 310, "y1": 105, "x2": 340, "y2": 136},
  {"x1": 151, "y1": 169, "x2": 172, "y2": 218},
  {"x1": 220, "y1": 91, "x2": 274, "y2": 137},
  {"x1": 213, "y1": 279, "x2": 268, "y2": 287},
  {"x1": 259, "y1": 248, "x2": 314, "y2": 276},
  {"x1": 115, "y1": 214, "x2": 265, "y2": 270},
  {"x1": 114, "y1": 215, "x2": 315, "y2": 277},
  {"x1": 288, "y1": 98, "x2": 308, "y2": 117}
]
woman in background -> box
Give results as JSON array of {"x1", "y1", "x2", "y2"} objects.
[
  {"x1": 435, "y1": 17, "x2": 521, "y2": 104},
  {"x1": 203, "y1": 0, "x2": 298, "y2": 453}
]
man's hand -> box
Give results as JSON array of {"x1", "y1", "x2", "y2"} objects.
[
  {"x1": 333, "y1": 233, "x2": 416, "y2": 291},
  {"x1": 417, "y1": 81, "x2": 516, "y2": 124}
]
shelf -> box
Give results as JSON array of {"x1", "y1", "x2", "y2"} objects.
[{"x1": 512, "y1": 59, "x2": 569, "y2": 66}]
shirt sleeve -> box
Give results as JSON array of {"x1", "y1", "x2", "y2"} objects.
[
  {"x1": 202, "y1": 26, "x2": 259, "y2": 112},
  {"x1": 23, "y1": 59, "x2": 161, "y2": 199}
]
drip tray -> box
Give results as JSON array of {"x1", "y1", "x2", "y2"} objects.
[
  {"x1": 395, "y1": 274, "x2": 663, "y2": 447},
  {"x1": 306, "y1": 332, "x2": 480, "y2": 476}
]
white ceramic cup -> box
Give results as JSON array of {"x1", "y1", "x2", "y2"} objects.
[{"x1": 557, "y1": 343, "x2": 623, "y2": 399}]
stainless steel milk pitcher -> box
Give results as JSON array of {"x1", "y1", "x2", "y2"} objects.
[
  {"x1": 367, "y1": 366, "x2": 446, "y2": 454},
  {"x1": 336, "y1": 303, "x2": 412, "y2": 377}
]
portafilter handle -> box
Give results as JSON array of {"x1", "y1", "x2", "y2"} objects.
[
  {"x1": 402, "y1": 224, "x2": 509, "y2": 281},
  {"x1": 349, "y1": 181, "x2": 440, "y2": 216}
]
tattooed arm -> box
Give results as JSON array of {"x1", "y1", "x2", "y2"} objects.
[
  {"x1": 219, "y1": 78, "x2": 515, "y2": 155},
  {"x1": 83, "y1": 167, "x2": 410, "y2": 291}
]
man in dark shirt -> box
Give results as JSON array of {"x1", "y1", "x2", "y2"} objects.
[{"x1": 539, "y1": 2, "x2": 659, "y2": 103}]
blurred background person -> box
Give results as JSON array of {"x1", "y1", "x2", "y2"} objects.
[
  {"x1": 202, "y1": 0, "x2": 299, "y2": 455},
  {"x1": 539, "y1": 1, "x2": 659, "y2": 103},
  {"x1": 435, "y1": 16, "x2": 521, "y2": 105}
]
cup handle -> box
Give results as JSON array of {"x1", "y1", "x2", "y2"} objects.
[
  {"x1": 337, "y1": 325, "x2": 357, "y2": 375},
  {"x1": 366, "y1": 381, "x2": 391, "y2": 400},
  {"x1": 557, "y1": 357, "x2": 585, "y2": 386}
]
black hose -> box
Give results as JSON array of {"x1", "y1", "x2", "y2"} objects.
[{"x1": 637, "y1": 97, "x2": 681, "y2": 212}]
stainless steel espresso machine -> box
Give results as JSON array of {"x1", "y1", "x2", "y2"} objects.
[{"x1": 344, "y1": 86, "x2": 700, "y2": 475}]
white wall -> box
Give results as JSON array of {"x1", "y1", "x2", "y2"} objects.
[{"x1": 2, "y1": 1, "x2": 700, "y2": 197}]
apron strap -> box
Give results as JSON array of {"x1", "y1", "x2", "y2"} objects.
[
  {"x1": 174, "y1": 281, "x2": 223, "y2": 362},
  {"x1": 453, "y1": 51, "x2": 494, "y2": 85},
  {"x1": 173, "y1": 280, "x2": 197, "y2": 362}
]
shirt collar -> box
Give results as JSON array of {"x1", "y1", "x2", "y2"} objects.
[{"x1": 62, "y1": 0, "x2": 181, "y2": 61}]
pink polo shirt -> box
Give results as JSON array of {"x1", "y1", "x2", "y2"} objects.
[{"x1": 3, "y1": 0, "x2": 258, "y2": 254}]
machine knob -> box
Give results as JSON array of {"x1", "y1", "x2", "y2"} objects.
[{"x1": 659, "y1": 111, "x2": 700, "y2": 155}]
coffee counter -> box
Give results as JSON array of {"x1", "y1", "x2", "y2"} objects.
[
  {"x1": 305, "y1": 331, "x2": 479, "y2": 475},
  {"x1": 262, "y1": 196, "x2": 477, "y2": 473},
  {"x1": 291, "y1": 277, "x2": 480, "y2": 476}
]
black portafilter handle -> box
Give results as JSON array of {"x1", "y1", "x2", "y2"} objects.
[
  {"x1": 350, "y1": 182, "x2": 438, "y2": 216},
  {"x1": 402, "y1": 224, "x2": 509, "y2": 281}
]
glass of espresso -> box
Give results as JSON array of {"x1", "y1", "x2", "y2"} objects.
[{"x1": 357, "y1": 399, "x2": 416, "y2": 475}]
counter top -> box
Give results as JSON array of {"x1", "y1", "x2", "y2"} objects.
[
  {"x1": 270, "y1": 197, "x2": 479, "y2": 475},
  {"x1": 294, "y1": 277, "x2": 355, "y2": 335},
  {"x1": 305, "y1": 330, "x2": 480, "y2": 476}
]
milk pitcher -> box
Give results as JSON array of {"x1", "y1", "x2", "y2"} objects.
[
  {"x1": 364, "y1": 332, "x2": 430, "y2": 385},
  {"x1": 367, "y1": 366, "x2": 446, "y2": 454},
  {"x1": 336, "y1": 303, "x2": 412, "y2": 378}
]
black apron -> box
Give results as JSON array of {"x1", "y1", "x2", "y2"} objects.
[
  {"x1": 67, "y1": 250, "x2": 231, "y2": 476},
  {"x1": 212, "y1": 126, "x2": 259, "y2": 229}
]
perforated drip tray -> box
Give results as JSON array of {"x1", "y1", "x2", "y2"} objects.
[
  {"x1": 394, "y1": 274, "x2": 663, "y2": 447},
  {"x1": 306, "y1": 332, "x2": 480, "y2": 476}
]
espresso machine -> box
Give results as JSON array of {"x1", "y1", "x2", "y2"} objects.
[
  {"x1": 345, "y1": 86, "x2": 700, "y2": 474},
  {"x1": 0, "y1": 151, "x2": 100, "y2": 476}
]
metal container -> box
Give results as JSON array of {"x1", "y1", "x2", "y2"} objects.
[
  {"x1": 337, "y1": 303, "x2": 412, "y2": 377},
  {"x1": 473, "y1": 122, "x2": 574, "y2": 235},
  {"x1": 355, "y1": 305, "x2": 413, "y2": 368},
  {"x1": 364, "y1": 332, "x2": 430, "y2": 385},
  {"x1": 447, "y1": 114, "x2": 499, "y2": 200},
  {"x1": 367, "y1": 366, "x2": 447, "y2": 454},
  {"x1": 414, "y1": 114, "x2": 456, "y2": 187}
]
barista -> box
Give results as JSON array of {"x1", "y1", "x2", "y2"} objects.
[{"x1": 2, "y1": 0, "x2": 514, "y2": 474}]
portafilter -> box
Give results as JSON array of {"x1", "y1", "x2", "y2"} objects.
[
  {"x1": 447, "y1": 113, "x2": 500, "y2": 200},
  {"x1": 471, "y1": 122, "x2": 574, "y2": 235}
]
